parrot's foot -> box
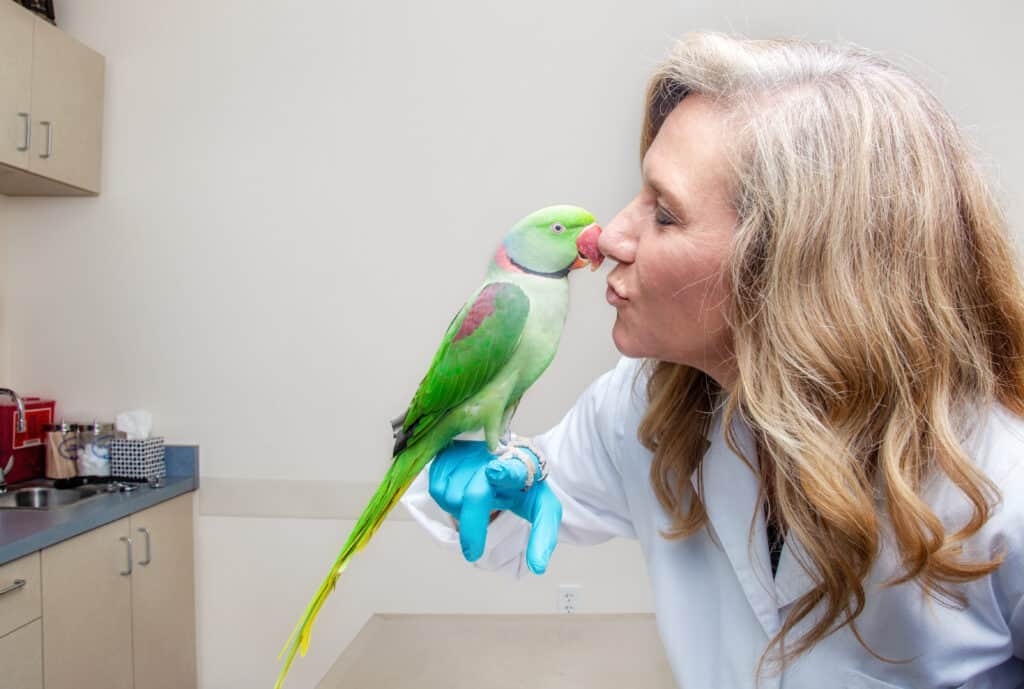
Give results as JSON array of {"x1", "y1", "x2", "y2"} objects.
[{"x1": 498, "y1": 427, "x2": 513, "y2": 449}]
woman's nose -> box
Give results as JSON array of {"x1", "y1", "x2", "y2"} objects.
[{"x1": 598, "y1": 201, "x2": 639, "y2": 264}]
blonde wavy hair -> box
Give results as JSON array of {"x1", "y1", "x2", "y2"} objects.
[{"x1": 636, "y1": 31, "x2": 1024, "y2": 675}]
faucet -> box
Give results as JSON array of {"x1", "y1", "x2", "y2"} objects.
[
  {"x1": 0, "y1": 389, "x2": 26, "y2": 434},
  {"x1": 0, "y1": 389, "x2": 26, "y2": 495}
]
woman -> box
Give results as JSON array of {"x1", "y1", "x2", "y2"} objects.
[{"x1": 400, "y1": 31, "x2": 1024, "y2": 688}]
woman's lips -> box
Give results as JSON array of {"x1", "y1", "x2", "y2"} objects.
[{"x1": 606, "y1": 282, "x2": 628, "y2": 306}]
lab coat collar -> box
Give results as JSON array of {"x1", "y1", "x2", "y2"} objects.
[
  {"x1": 773, "y1": 528, "x2": 816, "y2": 609},
  {"x1": 693, "y1": 402, "x2": 815, "y2": 634}
]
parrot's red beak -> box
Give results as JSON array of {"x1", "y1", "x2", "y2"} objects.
[{"x1": 572, "y1": 223, "x2": 604, "y2": 272}]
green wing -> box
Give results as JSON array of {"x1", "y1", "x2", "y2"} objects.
[{"x1": 392, "y1": 281, "x2": 530, "y2": 454}]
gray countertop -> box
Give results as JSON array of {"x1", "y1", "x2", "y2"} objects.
[{"x1": 0, "y1": 445, "x2": 199, "y2": 565}]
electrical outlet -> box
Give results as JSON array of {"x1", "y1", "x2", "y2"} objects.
[{"x1": 558, "y1": 584, "x2": 581, "y2": 614}]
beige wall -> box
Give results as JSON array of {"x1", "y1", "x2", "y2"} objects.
[
  {"x1": 0, "y1": 222, "x2": 7, "y2": 384},
  {"x1": 0, "y1": 1, "x2": 1020, "y2": 687}
]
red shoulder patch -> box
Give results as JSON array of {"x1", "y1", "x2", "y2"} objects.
[
  {"x1": 454, "y1": 284, "x2": 500, "y2": 342},
  {"x1": 494, "y1": 246, "x2": 525, "y2": 273}
]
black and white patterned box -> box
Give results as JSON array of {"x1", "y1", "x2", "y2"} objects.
[{"x1": 110, "y1": 437, "x2": 166, "y2": 480}]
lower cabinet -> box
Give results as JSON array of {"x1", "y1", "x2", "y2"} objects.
[
  {"x1": 42, "y1": 517, "x2": 133, "y2": 689},
  {"x1": 0, "y1": 618, "x2": 43, "y2": 689},
  {"x1": 0, "y1": 551, "x2": 42, "y2": 689},
  {"x1": 130, "y1": 493, "x2": 198, "y2": 689},
  {"x1": 41, "y1": 493, "x2": 196, "y2": 689}
]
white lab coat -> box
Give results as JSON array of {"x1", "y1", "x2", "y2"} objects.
[{"x1": 400, "y1": 357, "x2": 1024, "y2": 689}]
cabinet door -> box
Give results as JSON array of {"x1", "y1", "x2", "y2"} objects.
[
  {"x1": 0, "y1": 618, "x2": 43, "y2": 689},
  {"x1": 42, "y1": 518, "x2": 133, "y2": 689},
  {"x1": 0, "y1": 1, "x2": 34, "y2": 171},
  {"x1": 131, "y1": 494, "x2": 198, "y2": 689},
  {"x1": 27, "y1": 15, "x2": 104, "y2": 193},
  {"x1": 0, "y1": 551, "x2": 41, "y2": 637}
]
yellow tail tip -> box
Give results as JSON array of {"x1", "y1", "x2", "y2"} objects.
[{"x1": 274, "y1": 492, "x2": 398, "y2": 688}]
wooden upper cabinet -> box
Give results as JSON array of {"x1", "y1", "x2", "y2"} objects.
[
  {"x1": 0, "y1": 3, "x2": 105, "y2": 196},
  {"x1": 28, "y1": 16, "x2": 105, "y2": 193},
  {"x1": 0, "y1": 0, "x2": 34, "y2": 172}
]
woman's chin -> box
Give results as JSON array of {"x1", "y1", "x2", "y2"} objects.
[{"x1": 611, "y1": 321, "x2": 645, "y2": 358}]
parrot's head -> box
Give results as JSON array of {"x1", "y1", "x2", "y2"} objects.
[{"x1": 499, "y1": 205, "x2": 604, "y2": 277}]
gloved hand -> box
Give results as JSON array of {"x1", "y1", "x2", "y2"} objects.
[{"x1": 428, "y1": 439, "x2": 562, "y2": 574}]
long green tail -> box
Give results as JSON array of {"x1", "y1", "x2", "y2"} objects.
[{"x1": 274, "y1": 441, "x2": 437, "y2": 689}]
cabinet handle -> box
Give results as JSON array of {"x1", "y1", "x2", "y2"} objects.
[
  {"x1": 0, "y1": 579, "x2": 26, "y2": 596},
  {"x1": 16, "y1": 113, "x2": 30, "y2": 152},
  {"x1": 39, "y1": 121, "x2": 52, "y2": 159},
  {"x1": 120, "y1": 536, "x2": 133, "y2": 576},
  {"x1": 137, "y1": 527, "x2": 152, "y2": 566}
]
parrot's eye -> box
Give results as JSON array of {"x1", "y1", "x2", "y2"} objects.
[{"x1": 551, "y1": 223, "x2": 566, "y2": 233}]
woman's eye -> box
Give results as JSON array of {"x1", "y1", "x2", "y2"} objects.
[{"x1": 654, "y1": 206, "x2": 675, "y2": 226}]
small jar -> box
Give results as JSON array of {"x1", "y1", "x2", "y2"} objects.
[
  {"x1": 43, "y1": 422, "x2": 79, "y2": 479},
  {"x1": 76, "y1": 421, "x2": 116, "y2": 477}
]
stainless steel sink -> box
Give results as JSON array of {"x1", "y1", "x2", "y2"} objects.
[{"x1": 0, "y1": 483, "x2": 107, "y2": 510}]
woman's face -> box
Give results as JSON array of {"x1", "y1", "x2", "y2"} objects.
[{"x1": 599, "y1": 94, "x2": 739, "y2": 389}]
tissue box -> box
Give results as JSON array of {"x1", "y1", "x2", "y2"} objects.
[{"x1": 110, "y1": 437, "x2": 165, "y2": 480}]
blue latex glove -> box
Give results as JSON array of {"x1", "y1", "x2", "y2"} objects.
[{"x1": 428, "y1": 439, "x2": 562, "y2": 574}]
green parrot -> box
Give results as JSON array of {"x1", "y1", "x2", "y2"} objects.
[{"x1": 275, "y1": 205, "x2": 604, "y2": 687}]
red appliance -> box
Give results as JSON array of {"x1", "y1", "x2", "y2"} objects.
[{"x1": 0, "y1": 397, "x2": 55, "y2": 484}]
